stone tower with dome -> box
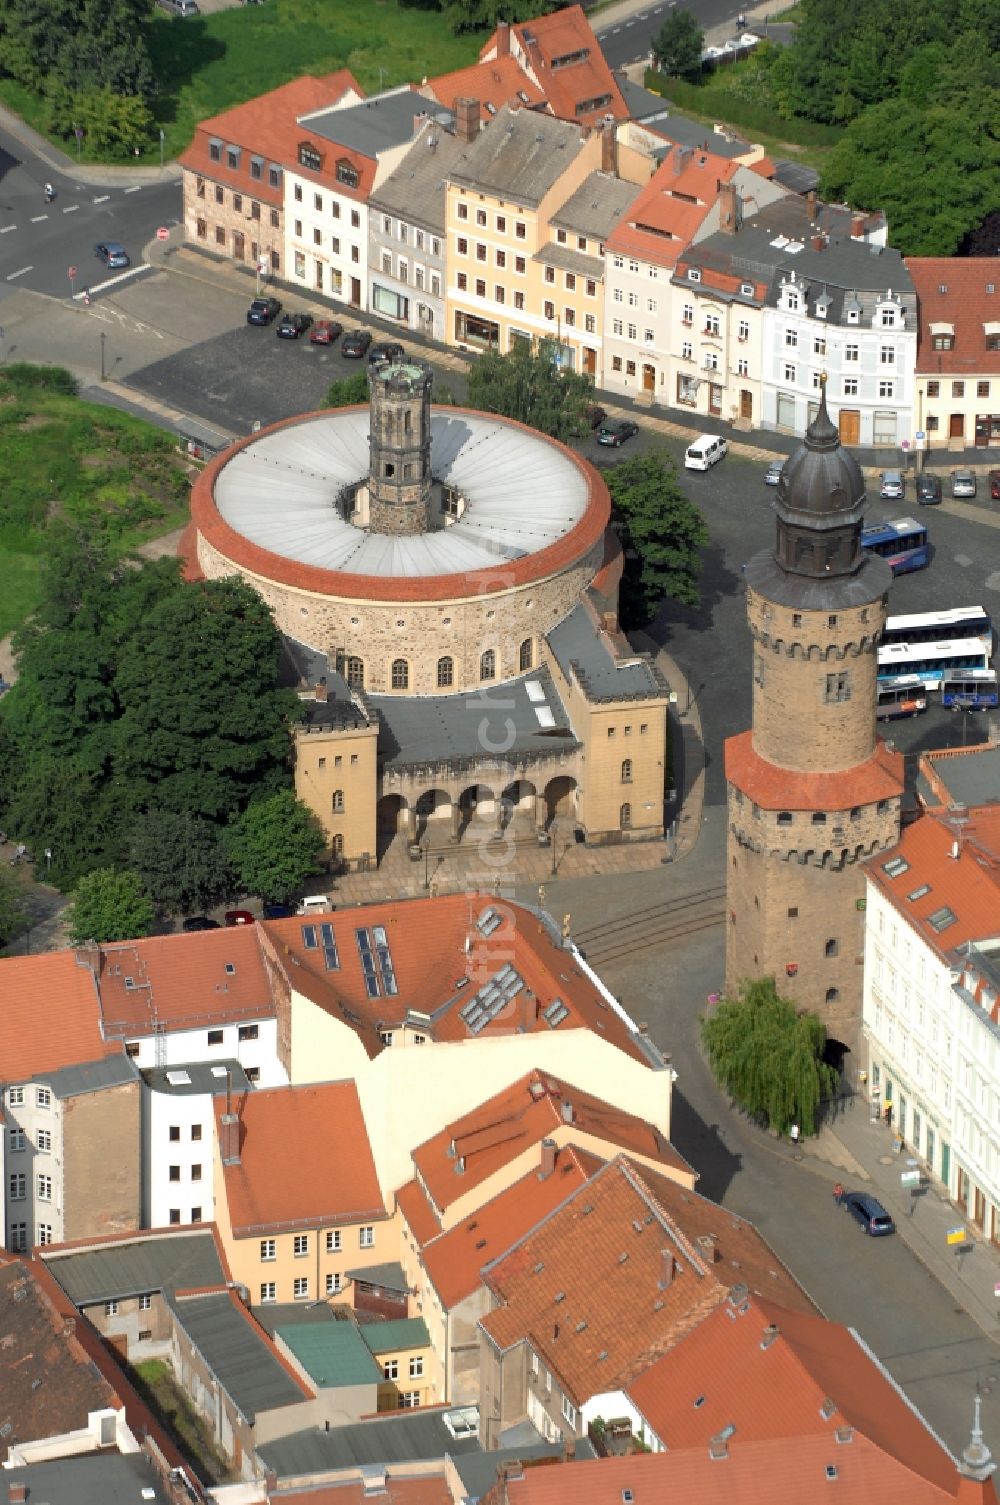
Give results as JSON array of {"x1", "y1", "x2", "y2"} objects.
[{"x1": 724, "y1": 386, "x2": 905, "y2": 1063}]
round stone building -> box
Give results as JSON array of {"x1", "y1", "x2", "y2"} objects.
[{"x1": 190, "y1": 363, "x2": 611, "y2": 697}]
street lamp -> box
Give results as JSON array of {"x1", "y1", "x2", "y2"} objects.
[{"x1": 100, "y1": 332, "x2": 106, "y2": 382}]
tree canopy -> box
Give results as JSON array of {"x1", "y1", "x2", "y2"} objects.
[
  {"x1": 605, "y1": 449, "x2": 709, "y2": 627},
  {"x1": 128, "y1": 812, "x2": 234, "y2": 914},
  {"x1": 0, "y1": 869, "x2": 29, "y2": 951},
  {"x1": 441, "y1": 0, "x2": 562, "y2": 35},
  {"x1": 68, "y1": 867, "x2": 155, "y2": 945},
  {"x1": 466, "y1": 340, "x2": 595, "y2": 444},
  {"x1": 701, "y1": 977, "x2": 839, "y2": 1136},
  {"x1": 652, "y1": 9, "x2": 704, "y2": 81},
  {"x1": 223, "y1": 792, "x2": 326, "y2": 903}
]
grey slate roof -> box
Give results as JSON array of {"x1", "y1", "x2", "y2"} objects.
[
  {"x1": 143, "y1": 1058, "x2": 251, "y2": 1097},
  {"x1": 550, "y1": 170, "x2": 641, "y2": 240},
  {"x1": 45, "y1": 1229, "x2": 225, "y2": 1307},
  {"x1": 645, "y1": 111, "x2": 749, "y2": 160},
  {"x1": 41, "y1": 1053, "x2": 137, "y2": 1099},
  {"x1": 533, "y1": 242, "x2": 604, "y2": 278},
  {"x1": 370, "y1": 124, "x2": 468, "y2": 234},
  {"x1": 344, "y1": 1259, "x2": 408, "y2": 1292},
  {"x1": 547, "y1": 605, "x2": 665, "y2": 701},
  {"x1": 743, "y1": 546, "x2": 892, "y2": 612},
  {"x1": 174, "y1": 1292, "x2": 307, "y2": 1420},
  {"x1": 257, "y1": 1408, "x2": 485, "y2": 1476},
  {"x1": 300, "y1": 87, "x2": 433, "y2": 158},
  {"x1": 448, "y1": 106, "x2": 588, "y2": 206},
  {"x1": 615, "y1": 74, "x2": 684, "y2": 125},
  {"x1": 922, "y1": 744, "x2": 1000, "y2": 810},
  {"x1": 455, "y1": 1438, "x2": 597, "y2": 1500},
  {"x1": 1, "y1": 1453, "x2": 172, "y2": 1505}
]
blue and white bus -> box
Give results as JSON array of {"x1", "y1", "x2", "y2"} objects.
[
  {"x1": 861, "y1": 517, "x2": 929, "y2": 575},
  {"x1": 878, "y1": 607, "x2": 993, "y2": 689},
  {"x1": 940, "y1": 668, "x2": 999, "y2": 710}
]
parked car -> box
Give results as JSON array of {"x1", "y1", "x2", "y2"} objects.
[
  {"x1": 224, "y1": 909, "x2": 256, "y2": 926},
  {"x1": 160, "y1": 0, "x2": 199, "y2": 14},
  {"x1": 368, "y1": 340, "x2": 405, "y2": 366},
  {"x1": 341, "y1": 329, "x2": 373, "y2": 358},
  {"x1": 276, "y1": 312, "x2": 312, "y2": 340},
  {"x1": 309, "y1": 319, "x2": 343, "y2": 345},
  {"x1": 182, "y1": 916, "x2": 220, "y2": 932},
  {"x1": 764, "y1": 460, "x2": 784, "y2": 487},
  {"x1": 684, "y1": 433, "x2": 728, "y2": 471},
  {"x1": 247, "y1": 296, "x2": 281, "y2": 326},
  {"x1": 879, "y1": 470, "x2": 905, "y2": 500},
  {"x1": 842, "y1": 1192, "x2": 896, "y2": 1237},
  {"x1": 989, "y1": 469, "x2": 1000, "y2": 500},
  {"x1": 94, "y1": 241, "x2": 130, "y2": 270},
  {"x1": 262, "y1": 902, "x2": 293, "y2": 919},
  {"x1": 596, "y1": 418, "x2": 639, "y2": 448},
  {"x1": 951, "y1": 469, "x2": 977, "y2": 498},
  {"x1": 585, "y1": 402, "x2": 607, "y2": 430},
  {"x1": 915, "y1": 473, "x2": 942, "y2": 506}
]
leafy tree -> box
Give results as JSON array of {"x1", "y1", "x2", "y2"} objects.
[
  {"x1": 652, "y1": 9, "x2": 704, "y2": 80},
  {"x1": 0, "y1": 869, "x2": 29, "y2": 950},
  {"x1": 68, "y1": 867, "x2": 155, "y2": 944},
  {"x1": 466, "y1": 339, "x2": 594, "y2": 443},
  {"x1": 128, "y1": 812, "x2": 233, "y2": 915},
  {"x1": 605, "y1": 449, "x2": 709, "y2": 627},
  {"x1": 444, "y1": 0, "x2": 557, "y2": 35},
  {"x1": 324, "y1": 371, "x2": 370, "y2": 408},
  {"x1": 223, "y1": 792, "x2": 326, "y2": 903},
  {"x1": 702, "y1": 977, "x2": 839, "y2": 1136},
  {"x1": 68, "y1": 88, "x2": 154, "y2": 157}
]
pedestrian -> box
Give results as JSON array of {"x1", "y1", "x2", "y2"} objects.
[
  {"x1": 884, "y1": 1103, "x2": 893, "y2": 1128},
  {"x1": 790, "y1": 1123, "x2": 800, "y2": 1144},
  {"x1": 44, "y1": 182, "x2": 54, "y2": 204},
  {"x1": 833, "y1": 1182, "x2": 844, "y2": 1205}
]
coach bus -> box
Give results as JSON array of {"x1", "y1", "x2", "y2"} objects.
[
  {"x1": 877, "y1": 607, "x2": 993, "y2": 689},
  {"x1": 876, "y1": 675, "x2": 928, "y2": 720},
  {"x1": 940, "y1": 668, "x2": 999, "y2": 710},
  {"x1": 861, "y1": 517, "x2": 929, "y2": 575}
]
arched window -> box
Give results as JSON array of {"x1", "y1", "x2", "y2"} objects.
[
  {"x1": 519, "y1": 637, "x2": 533, "y2": 671},
  {"x1": 437, "y1": 656, "x2": 454, "y2": 688},
  {"x1": 332, "y1": 790, "x2": 345, "y2": 814},
  {"x1": 620, "y1": 802, "x2": 632, "y2": 830},
  {"x1": 480, "y1": 648, "x2": 496, "y2": 682},
  {"x1": 825, "y1": 937, "x2": 839, "y2": 958},
  {"x1": 621, "y1": 758, "x2": 633, "y2": 785},
  {"x1": 391, "y1": 658, "x2": 409, "y2": 690},
  {"x1": 825, "y1": 987, "x2": 840, "y2": 1003},
  {"x1": 345, "y1": 656, "x2": 364, "y2": 688}
]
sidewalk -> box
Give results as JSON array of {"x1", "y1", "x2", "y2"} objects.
[{"x1": 0, "y1": 101, "x2": 179, "y2": 185}]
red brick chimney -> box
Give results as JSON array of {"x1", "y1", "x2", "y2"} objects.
[
  {"x1": 811, "y1": 233, "x2": 825, "y2": 252},
  {"x1": 455, "y1": 97, "x2": 480, "y2": 143},
  {"x1": 601, "y1": 119, "x2": 618, "y2": 177},
  {"x1": 659, "y1": 1249, "x2": 675, "y2": 1287},
  {"x1": 540, "y1": 1138, "x2": 556, "y2": 1178},
  {"x1": 9, "y1": 1485, "x2": 26, "y2": 1505},
  {"x1": 314, "y1": 676, "x2": 328, "y2": 701},
  {"x1": 718, "y1": 180, "x2": 739, "y2": 235},
  {"x1": 850, "y1": 211, "x2": 865, "y2": 238},
  {"x1": 496, "y1": 19, "x2": 510, "y2": 56},
  {"x1": 806, "y1": 189, "x2": 817, "y2": 220},
  {"x1": 219, "y1": 1112, "x2": 241, "y2": 1166}
]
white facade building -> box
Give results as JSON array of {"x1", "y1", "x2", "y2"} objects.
[{"x1": 142, "y1": 1060, "x2": 254, "y2": 1230}]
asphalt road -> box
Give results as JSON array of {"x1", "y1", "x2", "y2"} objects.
[
  {"x1": 594, "y1": 0, "x2": 772, "y2": 68},
  {"x1": 0, "y1": 124, "x2": 180, "y2": 302}
]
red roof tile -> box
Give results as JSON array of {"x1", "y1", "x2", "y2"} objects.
[
  {"x1": 216, "y1": 1081, "x2": 385, "y2": 1236},
  {"x1": 396, "y1": 1178, "x2": 443, "y2": 1247},
  {"x1": 423, "y1": 57, "x2": 545, "y2": 120},
  {"x1": 90, "y1": 927, "x2": 275, "y2": 1038},
  {"x1": 484, "y1": 6, "x2": 628, "y2": 124},
  {"x1": 605, "y1": 149, "x2": 741, "y2": 265},
  {"x1": 0, "y1": 951, "x2": 119, "y2": 1081},
  {"x1": 865, "y1": 809, "x2": 1000, "y2": 961},
  {"x1": 178, "y1": 72, "x2": 362, "y2": 202},
  {"x1": 479, "y1": 1157, "x2": 815, "y2": 1403},
  {"x1": 725, "y1": 730, "x2": 905, "y2": 812},
  {"x1": 412, "y1": 1068, "x2": 690, "y2": 1215},
  {"x1": 906, "y1": 257, "x2": 1000, "y2": 376}
]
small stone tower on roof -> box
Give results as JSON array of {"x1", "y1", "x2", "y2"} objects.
[
  {"x1": 367, "y1": 361, "x2": 433, "y2": 535},
  {"x1": 724, "y1": 385, "x2": 904, "y2": 1064}
]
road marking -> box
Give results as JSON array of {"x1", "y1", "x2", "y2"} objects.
[
  {"x1": 124, "y1": 185, "x2": 143, "y2": 195},
  {"x1": 0, "y1": 225, "x2": 16, "y2": 234},
  {"x1": 30, "y1": 214, "x2": 48, "y2": 223},
  {"x1": 73, "y1": 263, "x2": 152, "y2": 297},
  {"x1": 62, "y1": 204, "x2": 79, "y2": 214},
  {"x1": 6, "y1": 265, "x2": 32, "y2": 280},
  {"x1": 93, "y1": 194, "x2": 110, "y2": 204}
]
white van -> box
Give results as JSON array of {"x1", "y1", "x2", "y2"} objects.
[
  {"x1": 684, "y1": 434, "x2": 728, "y2": 471},
  {"x1": 297, "y1": 894, "x2": 333, "y2": 915}
]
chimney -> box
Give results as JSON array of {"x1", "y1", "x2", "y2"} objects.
[
  {"x1": 561, "y1": 1099, "x2": 574, "y2": 1125},
  {"x1": 455, "y1": 96, "x2": 480, "y2": 143},
  {"x1": 496, "y1": 19, "x2": 510, "y2": 56},
  {"x1": 9, "y1": 1486, "x2": 27, "y2": 1505},
  {"x1": 659, "y1": 1249, "x2": 675, "y2": 1288},
  {"x1": 540, "y1": 1138, "x2": 557, "y2": 1178},
  {"x1": 850, "y1": 211, "x2": 865, "y2": 238},
  {"x1": 62, "y1": 1318, "x2": 76, "y2": 1339},
  {"x1": 314, "y1": 676, "x2": 328, "y2": 701},
  {"x1": 811, "y1": 233, "x2": 825, "y2": 252},
  {"x1": 220, "y1": 1112, "x2": 241, "y2": 1166},
  {"x1": 760, "y1": 1323, "x2": 779, "y2": 1349},
  {"x1": 413, "y1": 111, "x2": 428, "y2": 136},
  {"x1": 601, "y1": 119, "x2": 618, "y2": 177},
  {"x1": 806, "y1": 189, "x2": 817, "y2": 219},
  {"x1": 717, "y1": 180, "x2": 739, "y2": 235}
]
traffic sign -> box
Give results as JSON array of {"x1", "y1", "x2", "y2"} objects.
[
  {"x1": 68, "y1": 265, "x2": 77, "y2": 280},
  {"x1": 156, "y1": 226, "x2": 170, "y2": 241},
  {"x1": 901, "y1": 1169, "x2": 920, "y2": 1187},
  {"x1": 915, "y1": 430, "x2": 926, "y2": 440},
  {"x1": 901, "y1": 440, "x2": 910, "y2": 450},
  {"x1": 947, "y1": 1226, "x2": 967, "y2": 1246}
]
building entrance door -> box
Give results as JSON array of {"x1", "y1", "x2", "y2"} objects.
[
  {"x1": 839, "y1": 409, "x2": 861, "y2": 445},
  {"x1": 941, "y1": 1140, "x2": 950, "y2": 1188},
  {"x1": 740, "y1": 388, "x2": 752, "y2": 421},
  {"x1": 582, "y1": 347, "x2": 596, "y2": 376},
  {"x1": 642, "y1": 363, "x2": 655, "y2": 393},
  {"x1": 350, "y1": 277, "x2": 361, "y2": 307},
  {"x1": 949, "y1": 412, "x2": 964, "y2": 439}
]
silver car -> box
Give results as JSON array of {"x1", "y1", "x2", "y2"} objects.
[
  {"x1": 951, "y1": 470, "x2": 976, "y2": 498},
  {"x1": 879, "y1": 470, "x2": 905, "y2": 500}
]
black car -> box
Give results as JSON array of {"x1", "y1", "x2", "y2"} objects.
[
  {"x1": 368, "y1": 340, "x2": 405, "y2": 365},
  {"x1": 596, "y1": 418, "x2": 639, "y2": 448},
  {"x1": 247, "y1": 296, "x2": 282, "y2": 326},
  {"x1": 276, "y1": 312, "x2": 313, "y2": 339},
  {"x1": 262, "y1": 901, "x2": 294, "y2": 918},
  {"x1": 341, "y1": 329, "x2": 373, "y2": 358},
  {"x1": 182, "y1": 915, "x2": 220, "y2": 932},
  {"x1": 915, "y1": 473, "x2": 942, "y2": 506}
]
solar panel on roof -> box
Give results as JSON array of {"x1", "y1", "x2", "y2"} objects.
[
  {"x1": 477, "y1": 907, "x2": 502, "y2": 937},
  {"x1": 301, "y1": 924, "x2": 318, "y2": 949},
  {"x1": 356, "y1": 928, "x2": 380, "y2": 997},
  {"x1": 320, "y1": 921, "x2": 340, "y2": 971},
  {"x1": 372, "y1": 924, "x2": 398, "y2": 996},
  {"x1": 543, "y1": 999, "x2": 570, "y2": 1027},
  {"x1": 458, "y1": 965, "x2": 527, "y2": 1034}
]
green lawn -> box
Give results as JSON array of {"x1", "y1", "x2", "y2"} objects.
[
  {"x1": 0, "y1": 369, "x2": 193, "y2": 638},
  {"x1": 0, "y1": 1, "x2": 484, "y2": 164}
]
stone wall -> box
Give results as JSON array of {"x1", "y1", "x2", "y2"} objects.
[{"x1": 181, "y1": 168, "x2": 282, "y2": 270}]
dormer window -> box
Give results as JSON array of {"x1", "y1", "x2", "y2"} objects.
[
  {"x1": 688, "y1": 268, "x2": 701, "y2": 282},
  {"x1": 929, "y1": 320, "x2": 955, "y2": 351},
  {"x1": 880, "y1": 306, "x2": 897, "y2": 327},
  {"x1": 336, "y1": 158, "x2": 359, "y2": 189},
  {"x1": 984, "y1": 321, "x2": 1000, "y2": 351},
  {"x1": 740, "y1": 282, "x2": 753, "y2": 296},
  {"x1": 785, "y1": 290, "x2": 799, "y2": 311},
  {"x1": 846, "y1": 307, "x2": 860, "y2": 324},
  {"x1": 298, "y1": 142, "x2": 323, "y2": 172},
  {"x1": 816, "y1": 303, "x2": 828, "y2": 319}
]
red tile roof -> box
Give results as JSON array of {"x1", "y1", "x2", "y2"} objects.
[
  {"x1": 90, "y1": 927, "x2": 275, "y2": 1038},
  {"x1": 423, "y1": 56, "x2": 545, "y2": 121},
  {"x1": 906, "y1": 257, "x2": 1000, "y2": 376},
  {"x1": 605, "y1": 148, "x2": 741, "y2": 264},
  {"x1": 178, "y1": 72, "x2": 362, "y2": 202},
  {"x1": 479, "y1": 1157, "x2": 815, "y2": 1403},
  {"x1": 419, "y1": 1143, "x2": 599, "y2": 1309},
  {"x1": 412, "y1": 1069, "x2": 690, "y2": 1215},
  {"x1": 627, "y1": 1293, "x2": 960, "y2": 1496},
  {"x1": 396, "y1": 1178, "x2": 443, "y2": 1247},
  {"x1": 865, "y1": 809, "x2": 1000, "y2": 962},
  {"x1": 492, "y1": 1435, "x2": 960, "y2": 1505},
  {"x1": 216, "y1": 1081, "x2": 385, "y2": 1237},
  {"x1": 483, "y1": 6, "x2": 628, "y2": 124},
  {"x1": 0, "y1": 951, "x2": 119, "y2": 1082},
  {"x1": 725, "y1": 730, "x2": 905, "y2": 812}
]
